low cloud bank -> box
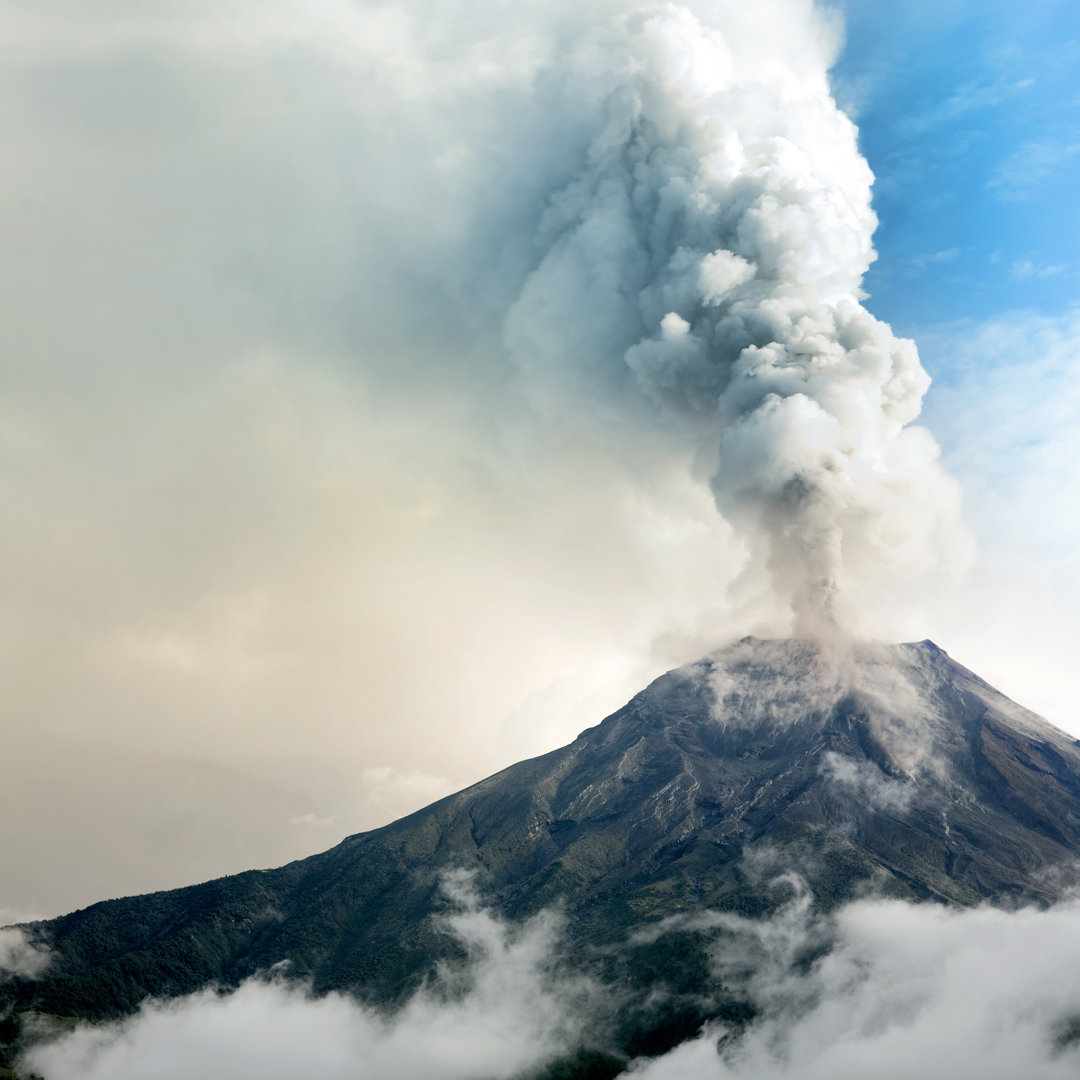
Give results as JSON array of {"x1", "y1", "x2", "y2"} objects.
[
  {"x1": 635, "y1": 894, "x2": 1080, "y2": 1078},
  {"x1": 23, "y1": 873, "x2": 592, "y2": 1080},
  {"x1": 21, "y1": 877, "x2": 1080, "y2": 1079}
]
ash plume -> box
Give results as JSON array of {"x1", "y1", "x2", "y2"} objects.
[
  {"x1": 131, "y1": 0, "x2": 962, "y2": 643},
  {"x1": 478, "y1": 0, "x2": 965, "y2": 636}
]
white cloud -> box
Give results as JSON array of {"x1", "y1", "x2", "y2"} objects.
[
  {"x1": 898, "y1": 76, "x2": 1036, "y2": 137},
  {"x1": 821, "y1": 751, "x2": 914, "y2": 812},
  {"x1": 0, "y1": 928, "x2": 50, "y2": 981},
  {"x1": 22, "y1": 876, "x2": 592, "y2": 1080},
  {"x1": 1012, "y1": 258, "x2": 1071, "y2": 280},
  {"x1": 287, "y1": 813, "x2": 338, "y2": 829},
  {"x1": 23, "y1": 882, "x2": 1080, "y2": 1080},
  {"x1": 987, "y1": 138, "x2": 1080, "y2": 199},
  {"x1": 634, "y1": 897, "x2": 1080, "y2": 1079}
]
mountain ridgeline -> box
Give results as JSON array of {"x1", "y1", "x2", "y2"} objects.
[{"x1": 5, "y1": 637, "x2": 1080, "y2": 1071}]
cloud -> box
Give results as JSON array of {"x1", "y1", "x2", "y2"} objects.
[
  {"x1": 633, "y1": 895, "x2": 1080, "y2": 1079},
  {"x1": 21, "y1": 874, "x2": 594, "y2": 1080},
  {"x1": 22, "y1": 877, "x2": 1080, "y2": 1080},
  {"x1": 987, "y1": 138, "x2": 1080, "y2": 199},
  {"x1": 1012, "y1": 258, "x2": 1071, "y2": 280},
  {"x1": 287, "y1": 813, "x2": 338, "y2": 829},
  {"x1": 0, "y1": 928, "x2": 50, "y2": 982},
  {"x1": 911, "y1": 248, "x2": 961, "y2": 271},
  {"x1": 897, "y1": 75, "x2": 1036, "y2": 137},
  {"x1": 360, "y1": 767, "x2": 455, "y2": 819},
  {"x1": 821, "y1": 751, "x2": 914, "y2": 812}
]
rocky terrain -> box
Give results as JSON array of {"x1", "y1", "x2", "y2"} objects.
[{"x1": 5, "y1": 637, "x2": 1080, "y2": 1074}]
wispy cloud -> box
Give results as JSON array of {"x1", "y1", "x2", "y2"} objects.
[
  {"x1": 988, "y1": 137, "x2": 1080, "y2": 199},
  {"x1": 361, "y1": 767, "x2": 453, "y2": 818},
  {"x1": 903, "y1": 248, "x2": 962, "y2": 278},
  {"x1": 822, "y1": 751, "x2": 915, "y2": 813},
  {"x1": 914, "y1": 248, "x2": 961, "y2": 268},
  {"x1": 1012, "y1": 257, "x2": 1072, "y2": 280},
  {"x1": 898, "y1": 75, "x2": 1036, "y2": 137}
]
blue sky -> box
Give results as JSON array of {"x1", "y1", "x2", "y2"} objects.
[
  {"x1": 826, "y1": 1, "x2": 1080, "y2": 725},
  {"x1": 834, "y1": 0, "x2": 1080, "y2": 339}
]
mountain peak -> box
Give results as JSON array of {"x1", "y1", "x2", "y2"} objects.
[{"x1": 5, "y1": 637, "x2": 1080, "y2": 1047}]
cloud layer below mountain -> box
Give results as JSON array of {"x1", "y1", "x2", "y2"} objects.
[{"x1": 22, "y1": 882, "x2": 1080, "y2": 1079}]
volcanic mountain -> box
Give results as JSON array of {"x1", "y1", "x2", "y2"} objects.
[{"x1": 5, "y1": 637, "x2": 1080, "y2": 1069}]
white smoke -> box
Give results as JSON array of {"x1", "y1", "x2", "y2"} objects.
[
  {"x1": 484, "y1": 0, "x2": 964, "y2": 636},
  {"x1": 821, "y1": 751, "x2": 915, "y2": 813}
]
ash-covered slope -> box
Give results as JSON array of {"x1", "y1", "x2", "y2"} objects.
[{"x1": 6, "y1": 638, "x2": 1080, "y2": 1032}]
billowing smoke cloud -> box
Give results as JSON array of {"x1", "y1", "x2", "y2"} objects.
[
  {"x1": 703, "y1": 637, "x2": 953, "y2": 779},
  {"x1": 496, "y1": 7, "x2": 947, "y2": 632},
  {"x1": 21, "y1": 879, "x2": 1080, "y2": 1079},
  {"x1": 475, "y1": 0, "x2": 964, "y2": 636}
]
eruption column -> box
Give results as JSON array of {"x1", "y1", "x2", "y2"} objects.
[{"x1": 501, "y1": 2, "x2": 960, "y2": 633}]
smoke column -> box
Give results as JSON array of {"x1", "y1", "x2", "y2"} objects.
[
  {"x1": 0, "y1": 0, "x2": 964, "y2": 646},
  {"x1": 469, "y1": 0, "x2": 962, "y2": 636}
]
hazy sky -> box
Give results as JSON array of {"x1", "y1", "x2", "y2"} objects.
[{"x1": 1, "y1": 0, "x2": 1079, "y2": 920}]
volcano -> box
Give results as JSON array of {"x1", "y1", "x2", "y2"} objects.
[{"x1": 4, "y1": 638, "x2": 1080, "y2": 1068}]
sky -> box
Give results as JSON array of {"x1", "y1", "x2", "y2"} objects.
[
  {"x1": 0, "y1": 0, "x2": 1078, "y2": 923},
  {"x1": 831, "y1": 0, "x2": 1080, "y2": 727},
  {"x1": 835, "y1": 0, "x2": 1080, "y2": 329}
]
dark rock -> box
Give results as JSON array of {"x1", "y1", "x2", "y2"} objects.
[{"x1": 5, "y1": 637, "x2": 1080, "y2": 1049}]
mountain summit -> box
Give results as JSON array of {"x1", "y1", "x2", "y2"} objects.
[{"x1": 5, "y1": 638, "x2": 1080, "y2": 1060}]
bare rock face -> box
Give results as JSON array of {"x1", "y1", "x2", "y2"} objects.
[{"x1": 5, "y1": 638, "x2": 1080, "y2": 1041}]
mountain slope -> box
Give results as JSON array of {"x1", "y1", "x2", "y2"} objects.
[{"x1": 5, "y1": 638, "x2": 1080, "y2": 1039}]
